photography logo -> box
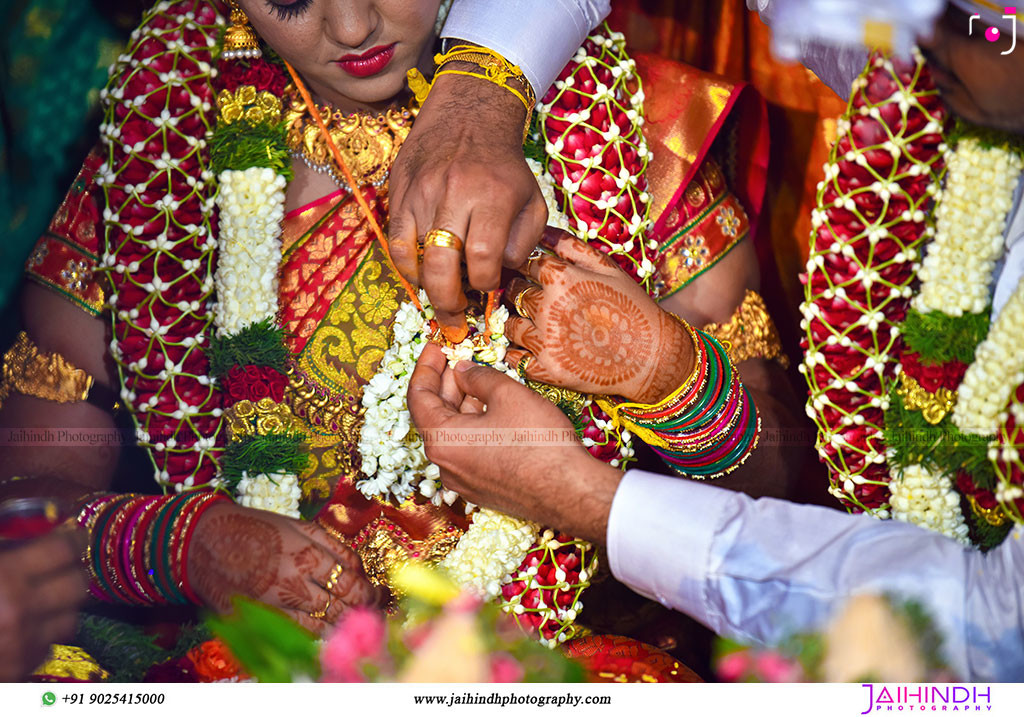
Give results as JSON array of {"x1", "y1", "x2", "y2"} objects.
[{"x1": 969, "y1": 6, "x2": 1020, "y2": 54}]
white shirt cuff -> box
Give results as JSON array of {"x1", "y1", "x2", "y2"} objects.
[
  {"x1": 441, "y1": 0, "x2": 611, "y2": 94},
  {"x1": 607, "y1": 469, "x2": 736, "y2": 628}
]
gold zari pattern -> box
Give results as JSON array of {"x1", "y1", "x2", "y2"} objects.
[
  {"x1": 702, "y1": 290, "x2": 787, "y2": 367},
  {"x1": 224, "y1": 397, "x2": 305, "y2": 442},
  {"x1": 218, "y1": 85, "x2": 282, "y2": 126},
  {"x1": 895, "y1": 372, "x2": 957, "y2": 426},
  {"x1": 318, "y1": 518, "x2": 462, "y2": 590},
  {"x1": 284, "y1": 88, "x2": 415, "y2": 187},
  {"x1": 285, "y1": 365, "x2": 365, "y2": 443},
  {"x1": 0, "y1": 332, "x2": 93, "y2": 409},
  {"x1": 32, "y1": 645, "x2": 109, "y2": 682}
]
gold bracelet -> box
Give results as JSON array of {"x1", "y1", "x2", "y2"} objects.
[
  {"x1": 433, "y1": 45, "x2": 535, "y2": 142},
  {"x1": 702, "y1": 290, "x2": 788, "y2": 368},
  {"x1": 0, "y1": 332, "x2": 93, "y2": 411}
]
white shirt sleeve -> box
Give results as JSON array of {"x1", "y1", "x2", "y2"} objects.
[
  {"x1": 746, "y1": 0, "x2": 867, "y2": 99},
  {"x1": 441, "y1": 0, "x2": 611, "y2": 95},
  {"x1": 607, "y1": 469, "x2": 1024, "y2": 681}
]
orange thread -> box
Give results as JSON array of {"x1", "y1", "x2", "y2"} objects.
[
  {"x1": 484, "y1": 291, "x2": 496, "y2": 345},
  {"x1": 284, "y1": 61, "x2": 423, "y2": 312}
]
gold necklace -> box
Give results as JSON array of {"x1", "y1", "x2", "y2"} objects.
[{"x1": 283, "y1": 85, "x2": 417, "y2": 190}]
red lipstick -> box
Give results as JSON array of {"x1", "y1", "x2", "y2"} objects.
[{"x1": 335, "y1": 44, "x2": 396, "y2": 78}]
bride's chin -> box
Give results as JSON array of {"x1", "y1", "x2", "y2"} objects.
[{"x1": 323, "y1": 72, "x2": 412, "y2": 111}]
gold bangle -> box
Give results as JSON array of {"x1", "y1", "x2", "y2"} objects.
[
  {"x1": 435, "y1": 46, "x2": 536, "y2": 105},
  {"x1": 433, "y1": 45, "x2": 535, "y2": 143}
]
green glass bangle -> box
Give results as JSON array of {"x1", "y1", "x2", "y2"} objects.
[
  {"x1": 90, "y1": 496, "x2": 135, "y2": 600},
  {"x1": 646, "y1": 332, "x2": 732, "y2": 430},
  {"x1": 149, "y1": 494, "x2": 189, "y2": 604}
]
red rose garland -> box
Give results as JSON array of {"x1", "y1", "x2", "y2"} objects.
[
  {"x1": 98, "y1": 1, "x2": 225, "y2": 489},
  {"x1": 501, "y1": 532, "x2": 596, "y2": 646},
  {"x1": 800, "y1": 52, "x2": 948, "y2": 512},
  {"x1": 539, "y1": 30, "x2": 655, "y2": 290}
]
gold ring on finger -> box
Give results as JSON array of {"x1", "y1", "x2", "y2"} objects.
[
  {"x1": 325, "y1": 562, "x2": 345, "y2": 591},
  {"x1": 525, "y1": 248, "x2": 545, "y2": 276},
  {"x1": 424, "y1": 229, "x2": 464, "y2": 252},
  {"x1": 513, "y1": 287, "x2": 534, "y2": 320},
  {"x1": 309, "y1": 593, "x2": 333, "y2": 620},
  {"x1": 516, "y1": 354, "x2": 533, "y2": 380}
]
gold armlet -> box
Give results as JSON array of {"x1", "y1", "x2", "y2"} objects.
[
  {"x1": 701, "y1": 290, "x2": 788, "y2": 368},
  {"x1": 0, "y1": 331, "x2": 94, "y2": 410}
]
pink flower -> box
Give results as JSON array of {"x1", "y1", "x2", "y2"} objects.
[
  {"x1": 321, "y1": 607, "x2": 387, "y2": 682},
  {"x1": 716, "y1": 651, "x2": 752, "y2": 682},
  {"x1": 489, "y1": 653, "x2": 524, "y2": 683},
  {"x1": 753, "y1": 652, "x2": 803, "y2": 683}
]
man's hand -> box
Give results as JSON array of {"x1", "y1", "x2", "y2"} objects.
[
  {"x1": 189, "y1": 503, "x2": 381, "y2": 635},
  {"x1": 407, "y1": 343, "x2": 621, "y2": 544},
  {"x1": 0, "y1": 530, "x2": 87, "y2": 681},
  {"x1": 388, "y1": 71, "x2": 548, "y2": 333}
]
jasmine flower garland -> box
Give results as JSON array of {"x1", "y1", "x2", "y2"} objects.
[
  {"x1": 954, "y1": 283, "x2": 1024, "y2": 437},
  {"x1": 357, "y1": 293, "x2": 516, "y2": 505},
  {"x1": 913, "y1": 136, "x2": 1022, "y2": 317},
  {"x1": 213, "y1": 167, "x2": 286, "y2": 335},
  {"x1": 208, "y1": 48, "x2": 305, "y2": 517},
  {"x1": 440, "y1": 509, "x2": 539, "y2": 600},
  {"x1": 888, "y1": 464, "x2": 969, "y2": 544},
  {"x1": 357, "y1": 294, "x2": 436, "y2": 503}
]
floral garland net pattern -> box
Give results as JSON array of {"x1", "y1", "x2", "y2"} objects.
[
  {"x1": 98, "y1": 1, "x2": 225, "y2": 491},
  {"x1": 800, "y1": 48, "x2": 1024, "y2": 547}
]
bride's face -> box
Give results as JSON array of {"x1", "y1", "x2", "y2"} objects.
[{"x1": 239, "y1": 0, "x2": 441, "y2": 112}]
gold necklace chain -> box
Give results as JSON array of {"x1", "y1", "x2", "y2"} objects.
[{"x1": 282, "y1": 85, "x2": 417, "y2": 189}]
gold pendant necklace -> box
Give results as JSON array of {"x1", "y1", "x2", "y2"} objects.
[{"x1": 283, "y1": 85, "x2": 417, "y2": 190}]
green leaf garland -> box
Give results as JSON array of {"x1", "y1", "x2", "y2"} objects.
[
  {"x1": 883, "y1": 387, "x2": 994, "y2": 489},
  {"x1": 207, "y1": 318, "x2": 290, "y2": 378},
  {"x1": 900, "y1": 308, "x2": 990, "y2": 365},
  {"x1": 219, "y1": 433, "x2": 310, "y2": 487}
]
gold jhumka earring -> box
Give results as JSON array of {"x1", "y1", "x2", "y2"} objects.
[{"x1": 223, "y1": 0, "x2": 262, "y2": 60}]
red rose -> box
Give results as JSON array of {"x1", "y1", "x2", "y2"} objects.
[
  {"x1": 222, "y1": 365, "x2": 288, "y2": 405},
  {"x1": 144, "y1": 657, "x2": 199, "y2": 683},
  {"x1": 900, "y1": 352, "x2": 967, "y2": 393},
  {"x1": 222, "y1": 365, "x2": 251, "y2": 405},
  {"x1": 244, "y1": 365, "x2": 272, "y2": 401}
]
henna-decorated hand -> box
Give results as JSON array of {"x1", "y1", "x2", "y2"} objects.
[
  {"x1": 188, "y1": 503, "x2": 380, "y2": 635},
  {"x1": 504, "y1": 229, "x2": 695, "y2": 404}
]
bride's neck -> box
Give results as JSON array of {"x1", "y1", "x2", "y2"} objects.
[{"x1": 308, "y1": 85, "x2": 413, "y2": 115}]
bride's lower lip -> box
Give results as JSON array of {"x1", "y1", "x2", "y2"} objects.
[{"x1": 334, "y1": 44, "x2": 396, "y2": 78}]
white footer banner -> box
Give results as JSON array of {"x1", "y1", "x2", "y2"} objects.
[{"x1": 0, "y1": 682, "x2": 1017, "y2": 717}]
